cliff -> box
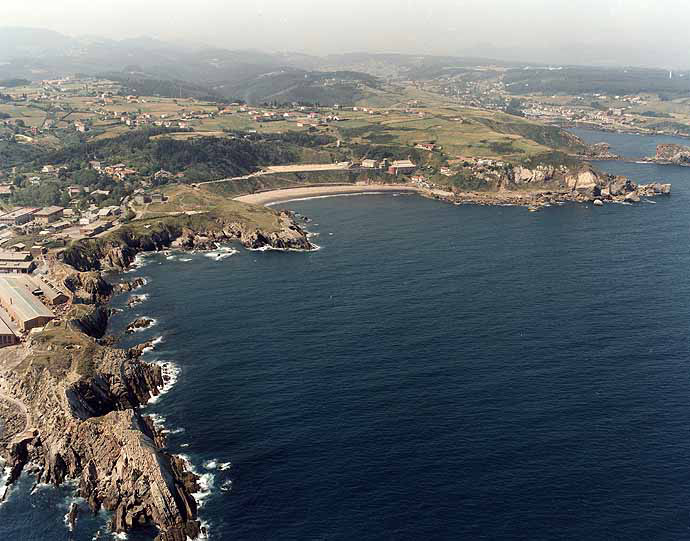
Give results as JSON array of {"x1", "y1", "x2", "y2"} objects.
[
  {"x1": 1, "y1": 324, "x2": 200, "y2": 539},
  {"x1": 62, "y1": 209, "x2": 314, "y2": 272}
]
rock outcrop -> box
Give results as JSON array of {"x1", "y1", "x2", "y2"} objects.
[
  {"x1": 126, "y1": 318, "x2": 155, "y2": 334},
  {"x1": 1, "y1": 326, "x2": 200, "y2": 540},
  {"x1": 650, "y1": 143, "x2": 690, "y2": 165}
]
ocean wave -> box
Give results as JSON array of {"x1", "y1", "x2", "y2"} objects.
[
  {"x1": 204, "y1": 247, "x2": 239, "y2": 261},
  {"x1": 125, "y1": 253, "x2": 152, "y2": 273},
  {"x1": 218, "y1": 461, "x2": 232, "y2": 471},
  {"x1": 148, "y1": 361, "x2": 180, "y2": 404},
  {"x1": 180, "y1": 257, "x2": 193, "y2": 262},
  {"x1": 141, "y1": 335, "x2": 165, "y2": 355},
  {"x1": 0, "y1": 459, "x2": 9, "y2": 504},
  {"x1": 147, "y1": 412, "x2": 166, "y2": 429},
  {"x1": 247, "y1": 242, "x2": 321, "y2": 253},
  {"x1": 177, "y1": 454, "x2": 215, "y2": 509},
  {"x1": 203, "y1": 460, "x2": 217, "y2": 470}
]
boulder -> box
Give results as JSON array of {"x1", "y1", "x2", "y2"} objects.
[
  {"x1": 593, "y1": 199, "x2": 604, "y2": 206},
  {"x1": 624, "y1": 191, "x2": 641, "y2": 203}
]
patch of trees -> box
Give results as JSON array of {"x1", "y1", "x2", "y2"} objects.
[{"x1": 42, "y1": 128, "x2": 308, "y2": 182}]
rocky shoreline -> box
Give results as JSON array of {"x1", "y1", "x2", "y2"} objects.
[{"x1": 0, "y1": 209, "x2": 315, "y2": 540}]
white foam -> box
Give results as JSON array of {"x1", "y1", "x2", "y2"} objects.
[
  {"x1": 0, "y1": 459, "x2": 9, "y2": 504},
  {"x1": 247, "y1": 242, "x2": 321, "y2": 253},
  {"x1": 218, "y1": 461, "x2": 232, "y2": 471},
  {"x1": 177, "y1": 455, "x2": 215, "y2": 509},
  {"x1": 203, "y1": 247, "x2": 239, "y2": 261},
  {"x1": 220, "y1": 480, "x2": 233, "y2": 492},
  {"x1": 180, "y1": 257, "x2": 193, "y2": 262},
  {"x1": 162, "y1": 427, "x2": 185, "y2": 435},
  {"x1": 193, "y1": 473, "x2": 215, "y2": 507},
  {"x1": 141, "y1": 335, "x2": 164, "y2": 355},
  {"x1": 125, "y1": 253, "x2": 152, "y2": 273},
  {"x1": 148, "y1": 412, "x2": 166, "y2": 429},
  {"x1": 128, "y1": 317, "x2": 157, "y2": 333},
  {"x1": 203, "y1": 460, "x2": 217, "y2": 470},
  {"x1": 148, "y1": 361, "x2": 180, "y2": 404}
]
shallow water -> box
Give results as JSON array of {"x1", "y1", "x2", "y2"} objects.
[{"x1": 3, "y1": 130, "x2": 690, "y2": 540}]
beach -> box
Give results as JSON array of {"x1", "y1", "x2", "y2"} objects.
[{"x1": 233, "y1": 184, "x2": 423, "y2": 206}]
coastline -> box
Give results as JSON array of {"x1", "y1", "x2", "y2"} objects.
[{"x1": 233, "y1": 183, "x2": 424, "y2": 206}]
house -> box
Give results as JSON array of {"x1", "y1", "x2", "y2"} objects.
[
  {"x1": 154, "y1": 169, "x2": 174, "y2": 181},
  {"x1": 0, "y1": 185, "x2": 12, "y2": 198},
  {"x1": 41, "y1": 165, "x2": 56, "y2": 174},
  {"x1": 415, "y1": 143, "x2": 436, "y2": 151},
  {"x1": 361, "y1": 159, "x2": 379, "y2": 169},
  {"x1": 151, "y1": 192, "x2": 164, "y2": 204},
  {"x1": 134, "y1": 194, "x2": 151, "y2": 205},
  {"x1": 89, "y1": 161, "x2": 102, "y2": 171},
  {"x1": 67, "y1": 185, "x2": 83, "y2": 198},
  {"x1": 74, "y1": 120, "x2": 87, "y2": 133},
  {"x1": 30, "y1": 246, "x2": 47, "y2": 257},
  {"x1": 33, "y1": 206, "x2": 64, "y2": 225},
  {"x1": 387, "y1": 160, "x2": 416, "y2": 176},
  {"x1": 440, "y1": 167, "x2": 454, "y2": 176}
]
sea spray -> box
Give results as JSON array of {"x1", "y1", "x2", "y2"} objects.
[{"x1": 147, "y1": 361, "x2": 180, "y2": 404}]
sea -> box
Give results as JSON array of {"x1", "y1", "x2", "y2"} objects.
[{"x1": 2, "y1": 129, "x2": 690, "y2": 540}]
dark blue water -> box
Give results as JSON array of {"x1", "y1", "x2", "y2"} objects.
[{"x1": 4, "y1": 130, "x2": 690, "y2": 540}]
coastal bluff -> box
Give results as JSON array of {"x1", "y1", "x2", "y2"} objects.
[{"x1": 0, "y1": 201, "x2": 314, "y2": 540}]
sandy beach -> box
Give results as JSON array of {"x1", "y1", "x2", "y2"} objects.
[{"x1": 233, "y1": 184, "x2": 423, "y2": 206}]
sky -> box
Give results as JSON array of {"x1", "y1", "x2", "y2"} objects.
[{"x1": 1, "y1": 0, "x2": 688, "y2": 67}]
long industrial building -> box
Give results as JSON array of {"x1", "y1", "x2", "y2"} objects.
[{"x1": 0, "y1": 276, "x2": 55, "y2": 331}]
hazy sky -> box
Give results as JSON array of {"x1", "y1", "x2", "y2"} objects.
[{"x1": 2, "y1": 0, "x2": 688, "y2": 66}]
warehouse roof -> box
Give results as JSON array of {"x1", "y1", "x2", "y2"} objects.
[
  {"x1": 0, "y1": 276, "x2": 54, "y2": 323},
  {"x1": 0, "y1": 316, "x2": 16, "y2": 336},
  {"x1": 34, "y1": 206, "x2": 64, "y2": 217}
]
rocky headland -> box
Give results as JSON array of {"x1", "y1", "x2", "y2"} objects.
[
  {"x1": 0, "y1": 204, "x2": 314, "y2": 540},
  {"x1": 426, "y1": 162, "x2": 670, "y2": 209}
]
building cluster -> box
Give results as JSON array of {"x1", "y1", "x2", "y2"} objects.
[{"x1": 359, "y1": 158, "x2": 417, "y2": 175}]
